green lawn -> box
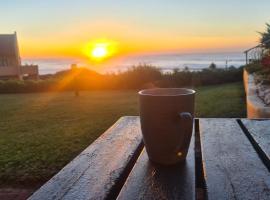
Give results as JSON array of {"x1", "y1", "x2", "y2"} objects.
[{"x1": 0, "y1": 82, "x2": 246, "y2": 186}]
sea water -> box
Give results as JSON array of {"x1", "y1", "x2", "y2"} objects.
[{"x1": 23, "y1": 52, "x2": 246, "y2": 75}]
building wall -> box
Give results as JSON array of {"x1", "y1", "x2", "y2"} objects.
[
  {"x1": 0, "y1": 57, "x2": 8, "y2": 66},
  {"x1": 0, "y1": 53, "x2": 25, "y2": 79},
  {"x1": 0, "y1": 66, "x2": 20, "y2": 79},
  {"x1": 0, "y1": 65, "x2": 38, "y2": 80},
  {"x1": 0, "y1": 56, "x2": 20, "y2": 67},
  {"x1": 0, "y1": 32, "x2": 37, "y2": 79}
]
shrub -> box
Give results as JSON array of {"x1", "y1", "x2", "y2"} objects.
[
  {"x1": 0, "y1": 65, "x2": 243, "y2": 93},
  {"x1": 260, "y1": 23, "x2": 270, "y2": 49},
  {"x1": 245, "y1": 63, "x2": 264, "y2": 74},
  {"x1": 261, "y1": 54, "x2": 270, "y2": 67}
]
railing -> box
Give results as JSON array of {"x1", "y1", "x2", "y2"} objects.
[{"x1": 244, "y1": 39, "x2": 270, "y2": 65}]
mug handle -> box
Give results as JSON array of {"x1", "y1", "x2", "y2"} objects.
[{"x1": 176, "y1": 112, "x2": 193, "y2": 157}]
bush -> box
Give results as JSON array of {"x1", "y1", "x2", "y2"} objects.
[
  {"x1": 0, "y1": 79, "x2": 58, "y2": 93},
  {"x1": 0, "y1": 65, "x2": 243, "y2": 93},
  {"x1": 261, "y1": 54, "x2": 270, "y2": 67},
  {"x1": 260, "y1": 23, "x2": 270, "y2": 49},
  {"x1": 115, "y1": 65, "x2": 162, "y2": 89},
  {"x1": 245, "y1": 63, "x2": 264, "y2": 74}
]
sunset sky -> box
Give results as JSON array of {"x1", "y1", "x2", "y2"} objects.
[{"x1": 1, "y1": 0, "x2": 270, "y2": 59}]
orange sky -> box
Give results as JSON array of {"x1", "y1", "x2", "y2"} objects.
[
  {"x1": 19, "y1": 22, "x2": 259, "y2": 59},
  {"x1": 1, "y1": 1, "x2": 269, "y2": 59}
]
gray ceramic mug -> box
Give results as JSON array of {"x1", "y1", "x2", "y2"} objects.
[{"x1": 139, "y1": 88, "x2": 195, "y2": 165}]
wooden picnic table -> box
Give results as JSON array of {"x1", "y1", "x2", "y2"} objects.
[{"x1": 29, "y1": 117, "x2": 270, "y2": 200}]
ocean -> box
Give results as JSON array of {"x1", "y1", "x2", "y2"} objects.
[{"x1": 22, "y1": 52, "x2": 246, "y2": 75}]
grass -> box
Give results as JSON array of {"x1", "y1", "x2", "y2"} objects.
[{"x1": 0, "y1": 82, "x2": 246, "y2": 186}]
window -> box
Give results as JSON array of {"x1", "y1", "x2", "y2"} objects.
[
  {"x1": 0, "y1": 58, "x2": 9, "y2": 67},
  {"x1": 0, "y1": 58, "x2": 3, "y2": 67},
  {"x1": 4, "y1": 58, "x2": 8, "y2": 66}
]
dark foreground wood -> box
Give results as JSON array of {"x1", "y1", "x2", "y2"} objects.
[
  {"x1": 241, "y1": 119, "x2": 270, "y2": 168},
  {"x1": 117, "y1": 133, "x2": 195, "y2": 200},
  {"x1": 200, "y1": 119, "x2": 270, "y2": 200},
  {"x1": 29, "y1": 117, "x2": 143, "y2": 200},
  {"x1": 29, "y1": 117, "x2": 270, "y2": 200}
]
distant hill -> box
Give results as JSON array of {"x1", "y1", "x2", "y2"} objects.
[{"x1": 54, "y1": 67, "x2": 102, "y2": 78}]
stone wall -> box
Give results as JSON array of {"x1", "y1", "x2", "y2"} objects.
[{"x1": 244, "y1": 69, "x2": 270, "y2": 118}]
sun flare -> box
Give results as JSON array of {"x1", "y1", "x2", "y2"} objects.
[
  {"x1": 91, "y1": 44, "x2": 108, "y2": 59},
  {"x1": 83, "y1": 39, "x2": 118, "y2": 62}
]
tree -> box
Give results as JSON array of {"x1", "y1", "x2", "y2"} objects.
[
  {"x1": 183, "y1": 66, "x2": 190, "y2": 72},
  {"x1": 260, "y1": 23, "x2": 270, "y2": 49},
  {"x1": 209, "y1": 63, "x2": 217, "y2": 70},
  {"x1": 173, "y1": 68, "x2": 180, "y2": 74}
]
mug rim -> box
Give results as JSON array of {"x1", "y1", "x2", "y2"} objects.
[{"x1": 138, "y1": 88, "x2": 196, "y2": 96}]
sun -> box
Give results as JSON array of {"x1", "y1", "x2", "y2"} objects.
[
  {"x1": 91, "y1": 44, "x2": 108, "y2": 59},
  {"x1": 83, "y1": 39, "x2": 118, "y2": 62}
]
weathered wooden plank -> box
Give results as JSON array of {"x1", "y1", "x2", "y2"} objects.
[
  {"x1": 117, "y1": 129, "x2": 195, "y2": 200},
  {"x1": 200, "y1": 119, "x2": 270, "y2": 200},
  {"x1": 241, "y1": 119, "x2": 270, "y2": 167},
  {"x1": 29, "y1": 116, "x2": 143, "y2": 200}
]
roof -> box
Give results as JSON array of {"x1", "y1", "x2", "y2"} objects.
[{"x1": 0, "y1": 33, "x2": 18, "y2": 57}]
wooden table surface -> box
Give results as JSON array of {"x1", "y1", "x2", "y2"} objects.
[{"x1": 29, "y1": 117, "x2": 270, "y2": 200}]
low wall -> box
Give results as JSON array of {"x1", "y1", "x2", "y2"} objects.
[
  {"x1": 244, "y1": 69, "x2": 270, "y2": 118},
  {"x1": 21, "y1": 65, "x2": 38, "y2": 75},
  {"x1": 0, "y1": 65, "x2": 39, "y2": 80}
]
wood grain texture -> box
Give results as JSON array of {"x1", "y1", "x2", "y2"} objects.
[
  {"x1": 241, "y1": 119, "x2": 270, "y2": 163},
  {"x1": 29, "y1": 116, "x2": 143, "y2": 200},
  {"x1": 200, "y1": 119, "x2": 270, "y2": 200},
  {"x1": 117, "y1": 130, "x2": 195, "y2": 200}
]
